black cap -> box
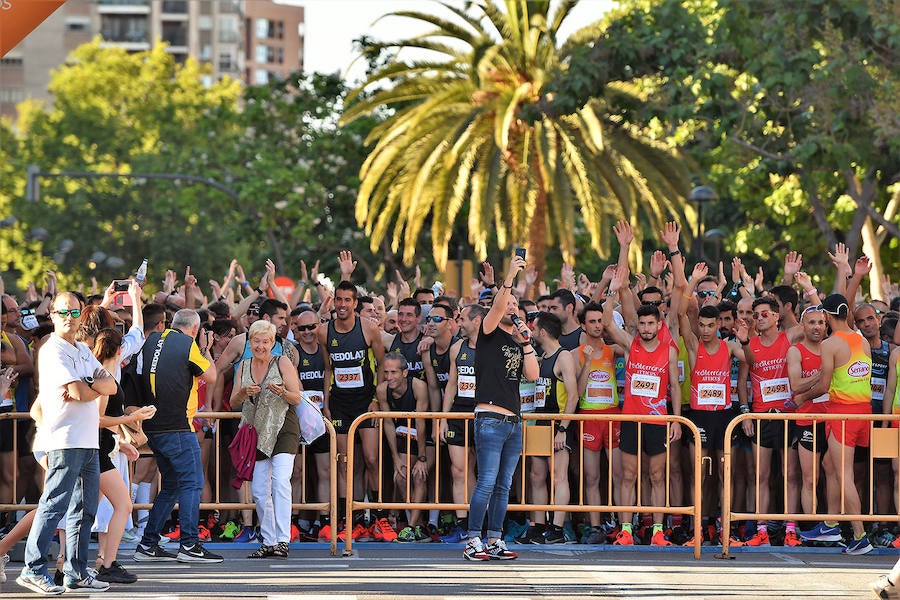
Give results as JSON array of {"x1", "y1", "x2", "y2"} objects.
[{"x1": 822, "y1": 293, "x2": 849, "y2": 317}]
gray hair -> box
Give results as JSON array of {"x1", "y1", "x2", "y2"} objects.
[{"x1": 171, "y1": 309, "x2": 201, "y2": 332}]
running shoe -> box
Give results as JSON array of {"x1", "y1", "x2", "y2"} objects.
[
  {"x1": 300, "y1": 524, "x2": 321, "y2": 542},
  {"x1": 96, "y1": 561, "x2": 138, "y2": 584},
  {"x1": 873, "y1": 529, "x2": 896, "y2": 548},
  {"x1": 370, "y1": 517, "x2": 398, "y2": 542},
  {"x1": 744, "y1": 529, "x2": 770, "y2": 546},
  {"x1": 613, "y1": 529, "x2": 634, "y2": 546},
  {"x1": 542, "y1": 525, "x2": 566, "y2": 544},
  {"x1": 503, "y1": 519, "x2": 529, "y2": 542},
  {"x1": 53, "y1": 569, "x2": 63, "y2": 587},
  {"x1": 783, "y1": 530, "x2": 802, "y2": 547},
  {"x1": 318, "y1": 524, "x2": 333, "y2": 541},
  {"x1": 205, "y1": 510, "x2": 220, "y2": 530},
  {"x1": 133, "y1": 542, "x2": 178, "y2": 562},
  {"x1": 843, "y1": 535, "x2": 874, "y2": 556},
  {"x1": 439, "y1": 513, "x2": 456, "y2": 533},
  {"x1": 869, "y1": 574, "x2": 900, "y2": 599},
  {"x1": 219, "y1": 521, "x2": 240, "y2": 540},
  {"x1": 291, "y1": 524, "x2": 301, "y2": 542},
  {"x1": 414, "y1": 525, "x2": 433, "y2": 542},
  {"x1": 563, "y1": 522, "x2": 578, "y2": 544},
  {"x1": 486, "y1": 539, "x2": 518, "y2": 560},
  {"x1": 120, "y1": 528, "x2": 138, "y2": 544},
  {"x1": 799, "y1": 522, "x2": 842, "y2": 542},
  {"x1": 338, "y1": 522, "x2": 368, "y2": 542},
  {"x1": 891, "y1": 534, "x2": 900, "y2": 549},
  {"x1": 0, "y1": 553, "x2": 8, "y2": 584},
  {"x1": 197, "y1": 524, "x2": 212, "y2": 542},
  {"x1": 397, "y1": 526, "x2": 417, "y2": 542},
  {"x1": 234, "y1": 525, "x2": 258, "y2": 543},
  {"x1": 650, "y1": 530, "x2": 673, "y2": 546},
  {"x1": 176, "y1": 543, "x2": 224, "y2": 563},
  {"x1": 163, "y1": 526, "x2": 181, "y2": 541},
  {"x1": 16, "y1": 571, "x2": 65, "y2": 595},
  {"x1": 64, "y1": 573, "x2": 110, "y2": 592},
  {"x1": 514, "y1": 524, "x2": 545, "y2": 544},
  {"x1": 463, "y1": 537, "x2": 489, "y2": 561},
  {"x1": 438, "y1": 525, "x2": 468, "y2": 544}
]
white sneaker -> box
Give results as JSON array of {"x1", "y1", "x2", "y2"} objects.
[
  {"x1": 65, "y1": 573, "x2": 110, "y2": 592},
  {"x1": 0, "y1": 553, "x2": 9, "y2": 584}
]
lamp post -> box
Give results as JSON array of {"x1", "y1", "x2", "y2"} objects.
[{"x1": 688, "y1": 185, "x2": 717, "y2": 261}]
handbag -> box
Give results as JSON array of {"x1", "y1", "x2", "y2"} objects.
[
  {"x1": 228, "y1": 422, "x2": 258, "y2": 488},
  {"x1": 119, "y1": 419, "x2": 148, "y2": 450},
  {"x1": 295, "y1": 395, "x2": 326, "y2": 445}
]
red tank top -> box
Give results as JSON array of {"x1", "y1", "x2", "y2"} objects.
[
  {"x1": 624, "y1": 337, "x2": 670, "y2": 416},
  {"x1": 794, "y1": 342, "x2": 829, "y2": 426},
  {"x1": 690, "y1": 339, "x2": 731, "y2": 412},
  {"x1": 749, "y1": 331, "x2": 792, "y2": 412}
]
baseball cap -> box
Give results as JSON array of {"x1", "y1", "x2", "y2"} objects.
[
  {"x1": 478, "y1": 289, "x2": 493, "y2": 301},
  {"x1": 821, "y1": 293, "x2": 849, "y2": 317}
]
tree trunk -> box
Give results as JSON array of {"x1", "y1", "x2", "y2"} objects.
[
  {"x1": 528, "y1": 175, "x2": 548, "y2": 292},
  {"x1": 860, "y1": 216, "x2": 884, "y2": 301}
]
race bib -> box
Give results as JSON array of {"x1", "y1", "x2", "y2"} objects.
[
  {"x1": 677, "y1": 360, "x2": 685, "y2": 383},
  {"x1": 520, "y1": 381, "x2": 536, "y2": 413},
  {"x1": 335, "y1": 366, "x2": 364, "y2": 389},
  {"x1": 872, "y1": 377, "x2": 887, "y2": 402},
  {"x1": 302, "y1": 390, "x2": 324, "y2": 410},
  {"x1": 812, "y1": 393, "x2": 830, "y2": 404},
  {"x1": 534, "y1": 384, "x2": 546, "y2": 409},
  {"x1": 760, "y1": 377, "x2": 791, "y2": 403},
  {"x1": 457, "y1": 375, "x2": 476, "y2": 398},
  {"x1": 395, "y1": 425, "x2": 418, "y2": 440},
  {"x1": 697, "y1": 383, "x2": 727, "y2": 407},
  {"x1": 630, "y1": 373, "x2": 661, "y2": 398}
]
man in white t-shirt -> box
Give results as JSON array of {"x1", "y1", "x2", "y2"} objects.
[{"x1": 16, "y1": 292, "x2": 117, "y2": 595}]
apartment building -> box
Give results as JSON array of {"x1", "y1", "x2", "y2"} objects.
[{"x1": 0, "y1": 0, "x2": 305, "y2": 121}]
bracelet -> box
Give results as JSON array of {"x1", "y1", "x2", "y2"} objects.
[
  {"x1": 523, "y1": 350, "x2": 535, "y2": 356},
  {"x1": 846, "y1": 274, "x2": 853, "y2": 280},
  {"x1": 739, "y1": 404, "x2": 750, "y2": 414},
  {"x1": 241, "y1": 281, "x2": 250, "y2": 288},
  {"x1": 255, "y1": 287, "x2": 264, "y2": 295},
  {"x1": 804, "y1": 289, "x2": 818, "y2": 297},
  {"x1": 668, "y1": 249, "x2": 681, "y2": 258},
  {"x1": 740, "y1": 339, "x2": 750, "y2": 346},
  {"x1": 217, "y1": 294, "x2": 226, "y2": 302},
  {"x1": 486, "y1": 283, "x2": 497, "y2": 289}
]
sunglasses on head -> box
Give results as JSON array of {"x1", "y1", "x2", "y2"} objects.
[
  {"x1": 802, "y1": 305, "x2": 824, "y2": 318},
  {"x1": 53, "y1": 309, "x2": 82, "y2": 318},
  {"x1": 425, "y1": 315, "x2": 447, "y2": 323},
  {"x1": 697, "y1": 290, "x2": 718, "y2": 298},
  {"x1": 752, "y1": 310, "x2": 772, "y2": 319},
  {"x1": 525, "y1": 311, "x2": 539, "y2": 322},
  {"x1": 295, "y1": 324, "x2": 317, "y2": 332}
]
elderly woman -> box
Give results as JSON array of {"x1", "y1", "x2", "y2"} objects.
[{"x1": 230, "y1": 320, "x2": 302, "y2": 559}]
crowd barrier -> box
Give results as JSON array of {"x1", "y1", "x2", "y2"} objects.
[
  {"x1": 342, "y1": 412, "x2": 704, "y2": 558},
  {"x1": 720, "y1": 412, "x2": 899, "y2": 558}
]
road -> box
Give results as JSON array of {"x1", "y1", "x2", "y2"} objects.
[{"x1": 0, "y1": 542, "x2": 893, "y2": 599}]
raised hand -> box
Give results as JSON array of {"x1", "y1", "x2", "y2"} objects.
[
  {"x1": 784, "y1": 251, "x2": 802, "y2": 279},
  {"x1": 659, "y1": 221, "x2": 681, "y2": 249},
  {"x1": 854, "y1": 255, "x2": 872, "y2": 277},
  {"x1": 338, "y1": 250, "x2": 357, "y2": 280},
  {"x1": 690, "y1": 262, "x2": 709, "y2": 283},
  {"x1": 480, "y1": 261, "x2": 495, "y2": 287},
  {"x1": 649, "y1": 250, "x2": 667, "y2": 279},
  {"x1": 828, "y1": 242, "x2": 851, "y2": 275},
  {"x1": 613, "y1": 219, "x2": 634, "y2": 247}
]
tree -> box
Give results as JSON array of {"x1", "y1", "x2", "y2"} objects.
[{"x1": 342, "y1": 0, "x2": 694, "y2": 281}]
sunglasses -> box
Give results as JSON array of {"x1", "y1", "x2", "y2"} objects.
[
  {"x1": 697, "y1": 290, "x2": 718, "y2": 298},
  {"x1": 752, "y1": 310, "x2": 772, "y2": 319},
  {"x1": 52, "y1": 309, "x2": 82, "y2": 318},
  {"x1": 525, "y1": 311, "x2": 539, "y2": 322},
  {"x1": 295, "y1": 324, "x2": 317, "y2": 332},
  {"x1": 642, "y1": 300, "x2": 664, "y2": 307},
  {"x1": 802, "y1": 305, "x2": 824, "y2": 318},
  {"x1": 425, "y1": 315, "x2": 448, "y2": 323}
]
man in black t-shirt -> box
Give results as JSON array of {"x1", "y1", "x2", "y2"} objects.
[{"x1": 463, "y1": 254, "x2": 539, "y2": 562}]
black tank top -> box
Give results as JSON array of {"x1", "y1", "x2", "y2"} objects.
[
  {"x1": 536, "y1": 347, "x2": 563, "y2": 414},
  {"x1": 453, "y1": 340, "x2": 476, "y2": 411},
  {"x1": 327, "y1": 318, "x2": 376, "y2": 402},
  {"x1": 429, "y1": 341, "x2": 451, "y2": 391},
  {"x1": 100, "y1": 382, "x2": 125, "y2": 457},
  {"x1": 297, "y1": 342, "x2": 327, "y2": 409},
  {"x1": 474, "y1": 324, "x2": 523, "y2": 414},
  {"x1": 559, "y1": 327, "x2": 583, "y2": 351},
  {"x1": 389, "y1": 333, "x2": 425, "y2": 380}
]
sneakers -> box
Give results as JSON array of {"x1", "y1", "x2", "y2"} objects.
[
  {"x1": 133, "y1": 543, "x2": 178, "y2": 562},
  {"x1": 95, "y1": 561, "x2": 138, "y2": 584},
  {"x1": 65, "y1": 573, "x2": 110, "y2": 592},
  {"x1": 486, "y1": 539, "x2": 518, "y2": 560},
  {"x1": 463, "y1": 537, "x2": 489, "y2": 561},
  {"x1": 120, "y1": 528, "x2": 138, "y2": 544},
  {"x1": 318, "y1": 523, "x2": 333, "y2": 541},
  {"x1": 0, "y1": 553, "x2": 7, "y2": 584},
  {"x1": 439, "y1": 525, "x2": 469, "y2": 544},
  {"x1": 514, "y1": 524, "x2": 545, "y2": 544},
  {"x1": 783, "y1": 530, "x2": 802, "y2": 547},
  {"x1": 233, "y1": 525, "x2": 258, "y2": 543},
  {"x1": 799, "y1": 522, "x2": 842, "y2": 542},
  {"x1": 337, "y1": 522, "x2": 368, "y2": 541},
  {"x1": 870, "y1": 575, "x2": 899, "y2": 599},
  {"x1": 397, "y1": 526, "x2": 417, "y2": 542},
  {"x1": 744, "y1": 529, "x2": 770, "y2": 546},
  {"x1": 503, "y1": 519, "x2": 529, "y2": 542},
  {"x1": 219, "y1": 521, "x2": 240, "y2": 540},
  {"x1": 290, "y1": 524, "x2": 301, "y2": 542},
  {"x1": 613, "y1": 529, "x2": 634, "y2": 546},
  {"x1": 371, "y1": 517, "x2": 398, "y2": 542},
  {"x1": 163, "y1": 526, "x2": 181, "y2": 541},
  {"x1": 563, "y1": 521, "x2": 578, "y2": 544},
  {"x1": 176, "y1": 543, "x2": 224, "y2": 563},
  {"x1": 580, "y1": 526, "x2": 604, "y2": 545},
  {"x1": 542, "y1": 525, "x2": 566, "y2": 544},
  {"x1": 650, "y1": 530, "x2": 673, "y2": 546},
  {"x1": 197, "y1": 524, "x2": 212, "y2": 542},
  {"x1": 843, "y1": 535, "x2": 874, "y2": 555},
  {"x1": 16, "y1": 571, "x2": 66, "y2": 595}
]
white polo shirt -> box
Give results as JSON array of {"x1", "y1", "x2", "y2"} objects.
[{"x1": 35, "y1": 333, "x2": 103, "y2": 451}]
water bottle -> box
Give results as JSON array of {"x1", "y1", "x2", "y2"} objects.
[{"x1": 135, "y1": 258, "x2": 148, "y2": 287}]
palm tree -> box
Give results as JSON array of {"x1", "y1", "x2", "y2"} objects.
[{"x1": 342, "y1": 0, "x2": 693, "y2": 281}]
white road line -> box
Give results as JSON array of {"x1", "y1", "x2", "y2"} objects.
[
  {"x1": 268, "y1": 563, "x2": 350, "y2": 568},
  {"x1": 268, "y1": 596, "x2": 358, "y2": 600},
  {"x1": 772, "y1": 553, "x2": 806, "y2": 565}
]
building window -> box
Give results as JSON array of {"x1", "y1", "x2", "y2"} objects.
[
  {"x1": 100, "y1": 15, "x2": 148, "y2": 43},
  {"x1": 256, "y1": 18, "x2": 269, "y2": 39},
  {"x1": 0, "y1": 57, "x2": 23, "y2": 67},
  {"x1": 0, "y1": 89, "x2": 25, "y2": 103},
  {"x1": 65, "y1": 18, "x2": 90, "y2": 32},
  {"x1": 255, "y1": 44, "x2": 268, "y2": 63},
  {"x1": 219, "y1": 53, "x2": 234, "y2": 71},
  {"x1": 255, "y1": 69, "x2": 268, "y2": 85},
  {"x1": 162, "y1": 0, "x2": 187, "y2": 13},
  {"x1": 162, "y1": 21, "x2": 188, "y2": 47}
]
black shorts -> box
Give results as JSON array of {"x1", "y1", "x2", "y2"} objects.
[
  {"x1": 99, "y1": 451, "x2": 116, "y2": 473},
  {"x1": 619, "y1": 421, "x2": 667, "y2": 456},
  {"x1": 394, "y1": 435, "x2": 419, "y2": 457},
  {"x1": 792, "y1": 422, "x2": 827, "y2": 453},
  {"x1": 445, "y1": 407, "x2": 475, "y2": 448},
  {"x1": 330, "y1": 397, "x2": 376, "y2": 435},
  {"x1": 303, "y1": 433, "x2": 331, "y2": 455},
  {"x1": 0, "y1": 405, "x2": 14, "y2": 453},
  {"x1": 689, "y1": 409, "x2": 731, "y2": 451},
  {"x1": 750, "y1": 416, "x2": 791, "y2": 449}
]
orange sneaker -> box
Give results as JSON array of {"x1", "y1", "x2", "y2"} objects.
[
  {"x1": 339, "y1": 523, "x2": 368, "y2": 541},
  {"x1": 197, "y1": 524, "x2": 211, "y2": 541},
  {"x1": 651, "y1": 530, "x2": 672, "y2": 546},
  {"x1": 318, "y1": 524, "x2": 333, "y2": 541},
  {"x1": 613, "y1": 529, "x2": 634, "y2": 546},
  {"x1": 783, "y1": 530, "x2": 802, "y2": 547},
  {"x1": 290, "y1": 524, "x2": 301, "y2": 542},
  {"x1": 891, "y1": 535, "x2": 900, "y2": 549},
  {"x1": 681, "y1": 536, "x2": 698, "y2": 547},
  {"x1": 164, "y1": 526, "x2": 181, "y2": 540},
  {"x1": 371, "y1": 517, "x2": 399, "y2": 542},
  {"x1": 745, "y1": 529, "x2": 770, "y2": 546}
]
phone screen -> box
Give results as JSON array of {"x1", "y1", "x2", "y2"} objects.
[{"x1": 515, "y1": 247, "x2": 526, "y2": 260}]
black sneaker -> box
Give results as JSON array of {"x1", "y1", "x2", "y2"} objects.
[
  {"x1": 133, "y1": 543, "x2": 178, "y2": 562},
  {"x1": 542, "y1": 525, "x2": 566, "y2": 544},
  {"x1": 53, "y1": 569, "x2": 64, "y2": 587},
  {"x1": 514, "y1": 524, "x2": 545, "y2": 544},
  {"x1": 176, "y1": 543, "x2": 224, "y2": 563},
  {"x1": 96, "y1": 562, "x2": 138, "y2": 584}
]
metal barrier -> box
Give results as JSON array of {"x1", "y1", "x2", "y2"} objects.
[
  {"x1": 0, "y1": 411, "x2": 341, "y2": 556},
  {"x1": 342, "y1": 411, "x2": 704, "y2": 558},
  {"x1": 720, "y1": 412, "x2": 897, "y2": 558}
]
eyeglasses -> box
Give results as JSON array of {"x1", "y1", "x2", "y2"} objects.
[
  {"x1": 642, "y1": 300, "x2": 664, "y2": 307},
  {"x1": 52, "y1": 309, "x2": 82, "y2": 318},
  {"x1": 295, "y1": 324, "x2": 317, "y2": 332},
  {"x1": 697, "y1": 290, "x2": 718, "y2": 298},
  {"x1": 425, "y1": 315, "x2": 448, "y2": 323},
  {"x1": 525, "y1": 311, "x2": 539, "y2": 322},
  {"x1": 752, "y1": 310, "x2": 772, "y2": 319}
]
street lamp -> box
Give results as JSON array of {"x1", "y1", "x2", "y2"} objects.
[{"x1": 688, "y1": 185, "x2": 717, "y2": 261}]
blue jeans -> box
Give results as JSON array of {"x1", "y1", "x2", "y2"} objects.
[
  {"x1": 141, "y1": 431, "x2": 203, "y2": 547},
  {"x1": 467, "y1": 416, "x2": 522, "y2": 540},
  {"x1": 24, "y1": 448, "x2": 99, "y2": 580}
]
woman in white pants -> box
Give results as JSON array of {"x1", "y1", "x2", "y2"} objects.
[{"x1": 230, "y1": 320, "x2": 302, "y2": 558}]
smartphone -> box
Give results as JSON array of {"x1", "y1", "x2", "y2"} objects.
[
  {"x1": 115, "y1": 322, "x2": 126, "y2": 335},
  {"x1": 515, "y1": 246, "x2": 526, "y2": 261},
  {"x1": 113, "y1": 280, "x2": 130, "y2": 292}
]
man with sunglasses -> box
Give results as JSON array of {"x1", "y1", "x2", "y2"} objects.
[
  {"x1": 18, "y1": 293, "x2": 117, "y2": 594},
  {"x1": 799, "y1": 294, "x2": 873, "y2": 555}
]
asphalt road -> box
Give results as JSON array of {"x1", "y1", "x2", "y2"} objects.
[{"x1": 1, "y1": 542, "x2": 894, "y2": 599}]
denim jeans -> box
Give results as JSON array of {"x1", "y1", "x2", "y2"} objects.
[
  {"x1": 24, "y1": 448, "x2": 100, "y2": 580},
  {"x1": 467, "y1": 416, "x2": 522, "y2": 540},
  {"x1": 141, "y1": 431, "x2": 203, "y2": 547}
]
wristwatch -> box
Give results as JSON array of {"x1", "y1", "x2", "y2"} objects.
[
  {"x1": 555, "y1": 424, "x2": 568, "y2": 433},
  {"x1": 417, "y1": 455, "x2": 427, "y2": 463},
  {"x1": 82, "y1": 376, "x2": 95, "y2": 389}
]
